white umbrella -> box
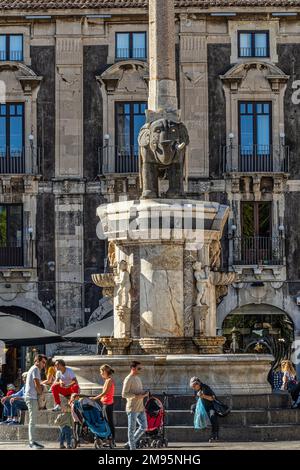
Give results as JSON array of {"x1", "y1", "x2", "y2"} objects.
[
  {"x1": 0, "y1": 312, "x2": 63, "y2": 346},
  {"x1": 64, "y1": 316, "x2": 114, "y2": 344}
]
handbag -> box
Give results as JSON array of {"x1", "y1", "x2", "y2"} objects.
[{"x1": 212, "y1": 399, "x2": 230, "y2": 417}]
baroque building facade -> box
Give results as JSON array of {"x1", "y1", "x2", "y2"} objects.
[{"x1": 0, "y1": 0, "x2": 300, "y2": 366}]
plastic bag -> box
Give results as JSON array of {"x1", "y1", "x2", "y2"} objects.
[{"x1": 194, "y1": 398, "x2": 211, "y2": 430}]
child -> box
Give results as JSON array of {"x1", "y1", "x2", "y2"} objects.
[
  {"x1": 69, "y1": 393, "x2": 81, "y2": 446},
  {"x1": 54, "y1": 401, "x2": 73, "y2": 449}
]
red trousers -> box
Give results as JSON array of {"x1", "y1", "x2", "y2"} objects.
[{"x1": 51, "y1": 383, "x2": 80, "y2": 405}]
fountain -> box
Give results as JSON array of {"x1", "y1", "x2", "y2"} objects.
[{"x1": 61, "y1": 0, "x2": 272, "y2": 396}]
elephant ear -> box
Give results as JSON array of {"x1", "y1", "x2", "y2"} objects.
[
  {"x1": 138, "y1": 123, "x2": 151, "y2": 147},
  {"x1": 179, "y1": 123, "x2": 190, "y2": 146}
]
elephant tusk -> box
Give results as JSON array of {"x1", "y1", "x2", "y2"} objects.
[{"x1": 176, "y1": 142, "x2": 186, "y2": 151}]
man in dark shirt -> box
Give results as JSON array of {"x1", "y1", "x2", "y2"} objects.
[{"x1": 190, "y1": 376, "x2": 219, "y2": 442}]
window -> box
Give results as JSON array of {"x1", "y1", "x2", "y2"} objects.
[
  {"x1": 242, "y1": 202, "x2": 272, "y2": 238},
  {"x1": 116, "y1": 32, "x2": 147, "y2": 60},
  {"x1": 0, "y1": 103, "x2": 25, "y2": 173},
  {"x1": 239, "y1": 101, "x2": 271, "y2": 171},
  {"x1": 115, "y1": 102, "x2": 147, "y2": 172},
  {"x1": 238, "y1": 31, "x2": 269, "y2": 58},
  {"x1": 0, "y1": 35, "x2": 23, "y2": 61},
  {"x1": 0, "y1": 204, "x2": 23, "y2": 266}
]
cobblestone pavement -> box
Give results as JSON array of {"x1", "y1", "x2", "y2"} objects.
[{"x1": 0, "y1": 441, "x2": 299, "y2": 450}]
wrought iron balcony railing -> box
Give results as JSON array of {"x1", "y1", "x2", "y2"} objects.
[
  {"x1": 221, "y1": 144, "x2": 289, "y2": 173},
  {"x1": 232, "y1": 236, "x2": 284, "y2": 266},
  {"x1": 98, "y1": 146, "x2": 139, "y2": 175},
  {"x1": 0, "y1": 146, "x2": 43, "y2": 175},
  {"x1": 239, "y1": 47, "x2": 268, "y2": 57},
  {"x1": 0, "y1": 241, "x2": 23, "y2": 267}
]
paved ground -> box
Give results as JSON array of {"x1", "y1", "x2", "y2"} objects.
[{"x1": 0, "y1": 441, "x2": 299, "y2": 450}]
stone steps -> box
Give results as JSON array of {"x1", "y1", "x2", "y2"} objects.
[
  {"x1": 24, "y1": 407, "x2": 300, "y2": 427},
  {"x1": 44, "y1": 392, "x2": 291, "y2": 411},
  {"x1": 2, "y1": 423, "x2": 300, "y2": 443},
  {"x1": 1, "y1": 392, "x2": 295, "y2": 443}
]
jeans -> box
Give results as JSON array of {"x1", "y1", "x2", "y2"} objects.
[
  {"x1": 59, "y1": 426, "x2": 72, "y2": 447},
  {"x1": 127, "y1": 411, "x2": 147, "y2": 450},
  {"x1": 3, "y1": 399, "x2": 27, "y2": 418},
  {"x1": 25, "y1": 399, "x2": 38, "y2": 444},
  {"x1": 207, "y1": 408, "x2": 219, "y2": 439},
  {"x1": 102, "y1": 404, "x2": 115, "y2": 440}
]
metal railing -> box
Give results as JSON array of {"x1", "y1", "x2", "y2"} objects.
[
  {"x1": 0, "y1": 241, "x2": 23, "y2": 267},
  {"x1": 221, "y1": 144, "x2": 289, "y2": 173},
  {"x1": 239, "y1": 47, "x2": 268, "y2": 57},
  {"x1": 98, "y1": 146, "x2": 139, "y2": 174},
  {"x1": 232, "y1": 236, "x2": 284, "y2": 266},
  {"x1": 0, "y1": 146, "x2": 42, "y2": 174},
  {"x1": 0, "y1": 50, "x2": 23, "y2": 61},
  {"x1": 116, "y1": 48, "x2": 147, "y2": 60}
]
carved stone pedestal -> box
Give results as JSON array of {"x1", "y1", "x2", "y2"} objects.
[
  {"x1": 139, "y1": 337, "x2": 198, "y2": 355},
  {"x1": 100, "y1": 337, "x2": 132, "y2": 355},
  {"x1": 192, "y1": 336, "x2": 226, "y2": 354}
]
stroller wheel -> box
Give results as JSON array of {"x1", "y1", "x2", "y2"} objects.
[
  {"x1": 71, "y1": 438, "x2": 77, "y2": 449},
  {"x1": 163, "y1": 439, "x2": 168, "y2": 448},
  {"x1": 151, "y1": 440, "x2": 157, "y2": 448},
  {"x1": 95, "y1": 438, "x2": 103, "y2": 449},
  {"x1": 156, "y1": 439, "x2": 163, "y2": 448}
]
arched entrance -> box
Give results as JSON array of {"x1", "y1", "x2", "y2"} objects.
[
  {"x1": 221, "y1": 304, "x2": 294, "y2": 390},
  {"x1": 0, "y1": 306, "x2": 46, "y2": 386}
]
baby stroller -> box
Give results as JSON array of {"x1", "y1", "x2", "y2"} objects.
[
  {"x1": 72, "y1": 398, "x2": 113, "y2": 449},
  {"x1": 139, "y1": 394, "x2": 168, "y2": 448}
]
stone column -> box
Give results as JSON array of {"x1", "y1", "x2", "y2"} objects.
[{"x1": 148, "y1": 0, "x2": 178, "y2": 115}]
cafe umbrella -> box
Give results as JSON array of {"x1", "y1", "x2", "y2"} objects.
[
  {"x1": 64, "y1": 315, "x2": 114, "y2": 345},
  {"x1": 0, "y1": 312, "x2": 63, "y2": 346}
]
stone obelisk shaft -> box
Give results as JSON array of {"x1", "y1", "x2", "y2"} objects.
[{"x1": 148, "y1": 0, "x2": 178, "y2": 116}]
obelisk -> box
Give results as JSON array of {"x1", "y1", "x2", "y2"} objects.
[{"x1": 147, "y1": 0, "x2": 179, "y2": 120}]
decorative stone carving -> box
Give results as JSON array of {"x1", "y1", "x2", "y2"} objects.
[
  {"x1": 138, "y1": 119, "x2": 190, "y2": 199},
  {"x1": 98, "y1": 61, "x2": 149, "y2": 94},
  {"x1": 108, "y1": 241, "x2": 116, "y2": 268},
  {"x1": 91, "y1": 273, "x2": 115, "y2": 298},
  {"x1": 193, "y1": 261, "x2": 209, "y2": 307},
  {"x1": 114, "y1": 260, "x2": 131, "y2": 321},
  {"x1": 183, "y1": 250, "x2": 198, "y2": 337},
  {"x1": 210, "y1": 240, "x2": 221, "y2": 271},
  {"x1": 100, "y1": 337, "x2": 132, "y2": 356},
  {"x1": 211, "y1": 272, "x2": 236, "y2": 304}
]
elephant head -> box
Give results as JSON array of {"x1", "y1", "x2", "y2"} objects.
[{"x1": 138, "y1": 118, "x2": 189, "y2": 166}]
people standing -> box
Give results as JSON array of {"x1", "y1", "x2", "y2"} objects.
[
  {"x1": 122, "y1": 361, "x2": 148, "y2": 450},
  {"x1": 90, "y1": 364, "x2": 116, "y2": 446},
  {"x1": 51, "y1": 359, "x2": 80, "y2": 411},
  {"x1": 189, "y1": 376, "x2": 219, "y2": 442},
  {"x1": 280, "y1": 360, "x2": 300, "y2": 407},
  {"x1": 25, "y1": 354, "x2": 47, "y2": 449}
]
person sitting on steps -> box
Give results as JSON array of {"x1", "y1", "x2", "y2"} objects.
[{"x1": 51, "y1": 359, "x2": 80, "y2": 412}]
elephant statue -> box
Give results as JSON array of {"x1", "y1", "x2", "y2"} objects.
[{"x1": 138, "y1": 118, "x2": 190, "y2": 199}]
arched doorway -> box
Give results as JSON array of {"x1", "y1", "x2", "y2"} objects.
[
  {"x1": 221, "y1": 304, "x2": 294, "y2": 390},
  {"x1": 0, "y1": 306, "x2": 46, "y2": 386}
]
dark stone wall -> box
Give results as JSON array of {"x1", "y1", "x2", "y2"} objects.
[
  {"x1": 36, "y1": 193, "x2": 56, "y2": 317},
  {"x1": 207, "y1": 44, "x2": 231, "y2": 178},
  {"x1": 84, "y1": 193, "x2": 107, "y2": 323},
  {"x1": 31, "y1": 46, "x2": 55, "y2": 180},
  {"x1": 285, "y1": 192, "x2": 300, "y2": 293},
  {"x1": 83, "y1": 45, "x2": 108, "y2": 179},
  {"x1": 278, "y1": 44, "x2": 300, "y2": 180}
]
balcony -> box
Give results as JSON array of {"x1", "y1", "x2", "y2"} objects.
[
  {"x1": 0, "y1": 241, "x2": 23, "y2": 267},
  {"x1": 98, "y1": 146, "x2": 139, "y2": 175},
  {"x1": 0, "y1": 146, "x2": 42, "y2": 175},
  {"x1": 239, "y1": 47, "x2": 268, "y2": 58},
  {"x1": 221, "y1": 144, "x2": 289, "y2": 173},
  {"x1": 232, "y1": 236, "x2": 284, "y2": 266}
]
